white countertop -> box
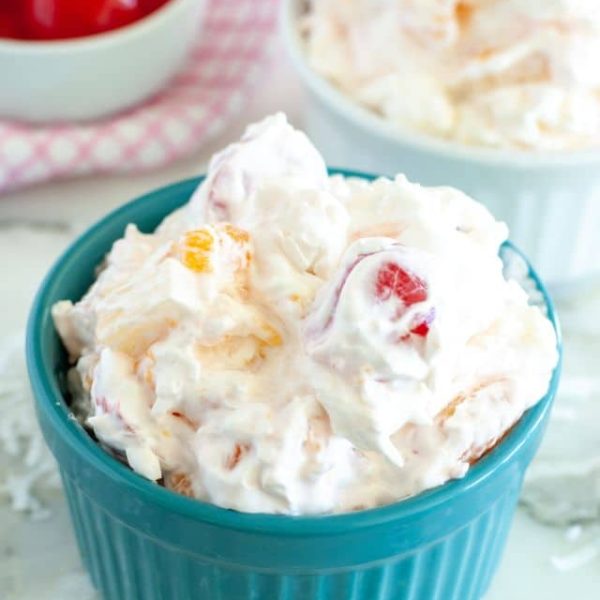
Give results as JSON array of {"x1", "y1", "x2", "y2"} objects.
[{"x1": 0, "y1": 40, "x2": 599, "y2": 600}]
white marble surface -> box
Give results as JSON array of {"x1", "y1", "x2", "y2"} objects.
[{"x1": 0, "y1": 37, "x2": 599, "y2": 600}]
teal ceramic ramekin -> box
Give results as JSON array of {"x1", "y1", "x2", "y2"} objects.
[{"x1": 26, "y1": 171, "x2": 562, "y2": 600}]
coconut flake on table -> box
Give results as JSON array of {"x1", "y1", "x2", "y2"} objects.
[
  {"x1": 551, "y1": 524, "x2": 600, "y2": 572},
  {"x1": 521, "y1": 337, "x2": 600, "y2": 525},
  {"x1": 0, "y1": 333, "x2": 60, "y2": 519},
  {"x1": 521, "y1": 284, "x2": 600, "y2": 528}
]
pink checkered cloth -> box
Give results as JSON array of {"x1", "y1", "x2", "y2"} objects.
[{"x1": 0, "y1": 0, "x2": 278, "y2": 194}]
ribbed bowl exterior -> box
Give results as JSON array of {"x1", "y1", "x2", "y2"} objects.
[
  {"x1": 57, "y1": 469, "x2": 520, "y2": 600},
  {"x1": 27, "y1": 176, "x2": 561, "y2": 600},
  {"x1": 304, "y1": 96, "x2": 600, "y2": 286},
  {"x1": 58, "y1": 470, "x2": 520, "y2": 600}
]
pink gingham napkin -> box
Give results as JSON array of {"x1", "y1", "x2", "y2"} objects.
[{"x1": 0, "y1": 0, "x2": 278, "y2": 194}]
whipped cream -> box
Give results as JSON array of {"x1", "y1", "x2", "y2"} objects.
[
  {"x1": 302, "y1": 0, "x2": 600, "y2": 150},
  {"x1": 52, "y1": 114, "x2": 558, "y2": 514}
]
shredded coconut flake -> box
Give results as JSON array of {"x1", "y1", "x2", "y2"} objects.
[
  {"x1": 551, "y1": 541, "x2": 600, "y2": 572},
  {"x1": 0, "y1": 333, "x2": 60, "y2": 519}
]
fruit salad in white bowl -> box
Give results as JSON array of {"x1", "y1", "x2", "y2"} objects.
[{"x1": 281, "y1": 0, "x2": 600, "y2": 289}]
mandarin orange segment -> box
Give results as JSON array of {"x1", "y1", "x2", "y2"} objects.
[
  {"x1": 170, "y1": 410, "x2": 198, "y2": 429},
  {"x1": 477, "y1": 47, "x2": 494, "y2": 60},
  {"x1": 185, "y1": 228, "x2": 214, "y2": 251},
  {"x1": 167, "y1": 472, "x2": 194, "y2": 497},
  {"x1": 437, "y1": 378, "x2": 507, "y2": 424},
  {"x1": 260, "y1": 323, "x2": 283, "y2": 347},
  {"x1": 178, "y1": 228, "x2": 215, "y2": 273},
  {"x1": 177, "y1": 225, "x2": 252, "y2": 273},
  {"x1": 455, "y1": 2, "x2": 473, "y2": 28},
  {"x1": 182, "y1": 251, "x2": 212, "y2": 273},
  {"x1": 224, "y1": 224, "x2": 250, "y2": 244},
  {"x1": 142, "y1": 367, "x2": 155, "y2": 389},
  {"x1": 225, "y1": 443, "x2": 251, "y2": 470}
]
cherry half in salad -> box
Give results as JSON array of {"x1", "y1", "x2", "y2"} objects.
[{"x1": 0, "y1": 0, "x2": 171, "y2": 41}]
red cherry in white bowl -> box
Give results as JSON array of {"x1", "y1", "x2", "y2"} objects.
[{"x1": 0, "y1": 0, "x2": 205, "y2": 122}]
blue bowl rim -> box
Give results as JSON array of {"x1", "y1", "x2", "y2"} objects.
[{"x1": 26, "y1": 168, "x2": 562, "y2": 536}]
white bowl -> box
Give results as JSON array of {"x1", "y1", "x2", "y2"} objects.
[
  {"x1": 281, "y1": 0, "x2": 600, "y2": 289},
  {"x1": 0, "y1": 0, "x2": 205, "y2": 123}
]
